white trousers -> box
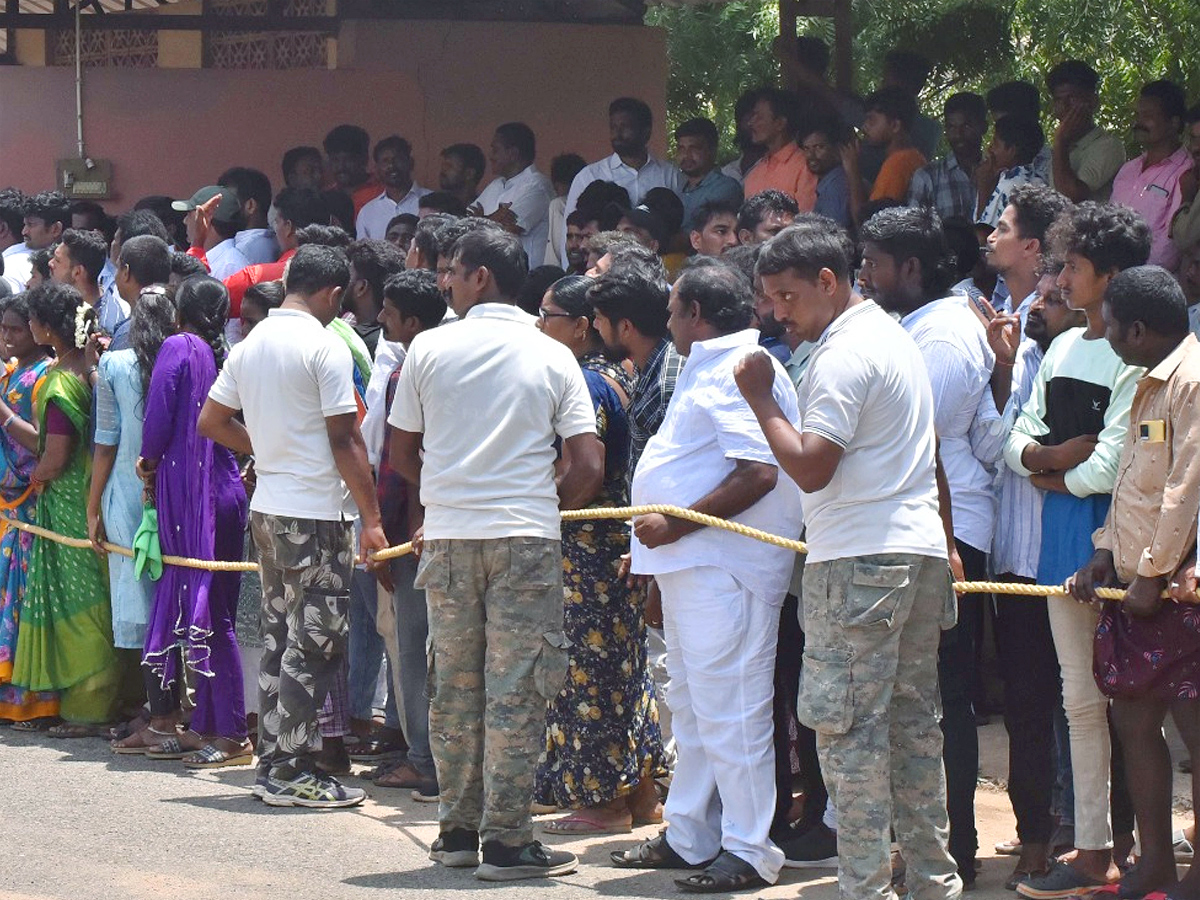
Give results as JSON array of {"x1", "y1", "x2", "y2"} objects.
[
  {"x1": 656, "y1": 566, "x2": 785, "y2": 882},
  {"x1": 1047, "y1": 596, "x2": 1112, "y2": 850}
]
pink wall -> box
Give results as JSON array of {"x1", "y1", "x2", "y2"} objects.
[{"x1": 0, "y1": 19, "x2": 669, "y2": 209}]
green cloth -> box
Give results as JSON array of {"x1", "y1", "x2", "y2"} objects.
[
  {"x1": 132, "y1": 503, "x2": 163, "y2": 582},
  {"x1": 12, "y1": 368, "x2": 119, "y2": 723},
  {"x1": 327, "y1": 317, "x2": 372, "y2": 388}
]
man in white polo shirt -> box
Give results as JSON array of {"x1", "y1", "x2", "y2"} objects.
[
  {"x1": 738, "y1": 218, "x2": 963, "y2": 900},
  {"x1": 611, "y1": 263, "x2": 802, "y2": 894},
  {"x1": 199, "y1": 244, "x2": 390, "y2": 810},
  {"x1": 470, "y1": 122, "x2": 555, "y2": 268},
  {"x1": 388, "y1": 226, "x2": 601, "y2": 882},
  {"x1": 356, "y1": 135, "x2": 431, "y2": 240}
]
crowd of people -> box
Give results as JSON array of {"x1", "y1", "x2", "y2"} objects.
[{"x1": 2, "y1": 33, "x2": 1200, "y2": 898}]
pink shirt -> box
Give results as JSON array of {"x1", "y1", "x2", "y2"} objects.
[
  {"x1": 744, "y1": 141, "x2": 817, "y2": 212},
  {"x1": 1111, "y1": 146, "x2": 1193, "y2": 271}
]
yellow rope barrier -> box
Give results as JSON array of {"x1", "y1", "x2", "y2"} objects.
[{"x1": 0, "y1": 506, "x2": 1143, "y2": 601}]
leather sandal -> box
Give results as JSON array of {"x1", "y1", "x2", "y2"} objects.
[
  {"x1": 674, "y1": 851, "x2": 769, "y2": 893},
  {"x1": 610, "y1": 833, "x2": 713, "y2": 869}
]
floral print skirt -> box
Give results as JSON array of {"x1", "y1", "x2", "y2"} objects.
[{"x1": 1094, "y1": 598, "x2": 1200, "y2": 700}]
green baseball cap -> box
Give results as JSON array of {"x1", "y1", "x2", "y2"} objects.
[{"x1": 172, "y1": 185, "x2": 242, "y2": 224}]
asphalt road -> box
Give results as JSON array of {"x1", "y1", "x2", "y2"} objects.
[{"x1": 0, "y1": 723, "x2": 1189, "y2": 900}]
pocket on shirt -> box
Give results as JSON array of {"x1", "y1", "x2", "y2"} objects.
[
  {"x1": 797, "y1": 646, "x2": 854, "y2": 735},
  {"x1": 839, "y1": 563, "x2": 911, "y2": 628}
]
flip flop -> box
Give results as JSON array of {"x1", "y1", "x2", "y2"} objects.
[
  {"x1": 47, "y1": 722, "x2": 107, "y2": 739},
  {"x1": 145, "y1": 737, "x2": 192, "y2": 760},
  {"x1": 112, "y1": 726, "x2": 177, "y2": 755},
  {"x1": 11, "y1": 717, "x2": 59, "y2": 732},
  {"x1": 610, "y1": 833, "x2": 714, "y2": 870},
  {"x1": 182, "y1": 743, "x2": 254, "y2": 769},
  {"x1": 542, "y1": 810, "x2": 633, "y2": 836}
]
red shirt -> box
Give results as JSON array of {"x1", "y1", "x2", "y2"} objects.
[{"x1": 188, "y1": 246, "x2": 296, "y2": 316}]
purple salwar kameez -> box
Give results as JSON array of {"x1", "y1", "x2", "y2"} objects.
[{"x1": 141, "y1": 333, "x2": 249, "y2": 739}]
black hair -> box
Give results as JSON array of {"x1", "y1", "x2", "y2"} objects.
[
  {"x1": 993, "y1": 114, "x2": 1045, "y2": 165},
  {"x1": 323, "y1": 124, "x2": 370, "y2": 157},
  {"x1": 864, "y1": 86, "x2": 918, "y2": 130},
  {"x1": 794, "y1": 35, "x2": 830, "y2": 77},
  {"x1": 133, "y1": 196, "x2": 186, "y2": 248},
  {"x1": 4, "y1": 292, "x2": 31, "y2": 324},
  {"x1": 586, "y1": 249, "x2": 670, "y2": 338},
  {"x1": 495, "y1": 123, "x2": 537, "y2": 164},
  {"x1": 170, "y1": 252, "x2": 208, "y2": 281},
  {"x1": 386, "y1": 213, "x2": 419, "y2": 233},
  {"x1": 296, "y1": 224, "x2": 353, "y2": 248},
  {"x1": 546, "y1": 274, "x2": 596, "y2": 318},
  {"x1": 643, "y1": 187, "x2": 685, "y2": 238},
  {"x1": 374, "y1": 135, "x2": 413, "y2": 160},
  {"x1": 419, "y1": 192, "x2": 469, "y2": 217},
  {"x1": 382, "y1": 269, "x2": 446, "y2": 329},
  {"x1": 60, "y1": 228, "x2": 108, "y2": 283},
  {"x1": 944, "y1": 92, "x2": 988, "y2": 126},
  {"x1": 1047, "y1": 60, "x2": 1099, "y2": 94},
  {"x1": 281, "y1": 146, "x2": 322, "y2": 184},
  {"x1": 69, "y1": 200, "x2": 113, "y2": 241},
  {"x1": 550, "y1": 154, "x2": 587, "y2": 188},
  {"x1": 285, "y1": 244, "x2": 351, "y2": 296},
  {"x1": 451, "y1": 228, "x2": 528, "y2": 298},
  {"x1": 566, "y1": 209, "x2": 595, "y2": 229},
  {"x1": 1188, "y1": 104, "x2": 1200, "y2": 127},
  {"x1": 884, "y1": 49, "x2": 933, "y2": 95},
  {"x1": 942, "y1": 216, "x2": 982, "y2": 280},
  {"x1": 734, "y1": 88, "x2": 763, "y2": 123},
  {"x1": 130, "y1": 287, "x2": 177, "y2": 402},
  {"x1": 218, "y1": 166, "x2": 273, "y2": 214},
  {"x1": 757, "y1": 215, "x2": 857, "y2": 281},
  {"x1": 755, "y1": 88, "x2": 803, "y2": 138},
  {"x1": 577, "y1": 181, "x2": 632, "y2": 222},
  {"x1": 442, "y1": 143, "x2": 486, "y2": 181},
  {"x1": 517, "y1": 265, "x2": 566, "y2": 316},
  {"x1": 738, "y1": 190, "x2": 800, "y2": 234},
  {"x1": 115, "y1": 208, "x2": 171, "y2": 245},
  {"x1": 412, "y1": 214, "x2": 453, "y2": 268},
  {"x1": 274, "y1": 187, "x2": 329, "y2": 231},
  {"x1": 242, "y1": 280, "x2": 284, "y2": 315},
  {"x1": 321, "y1": 189, "x2": 356, "y2": 233},
  {"x1": 859, "y1": 205, "x2": 957, "y2": 296},
  {"x1": 986, "y1": 81, "x2": 1041, "y2": 119},
  {"x1": 175, "y1": 275, "x2": 231, "y2": 372},
  {"x1": 674, "y1": 264, "x2": 755, "y2": 333},
  {"x1": 1141, "y1": 79, "x2": 1188, "y2": 127},
  {"x1": 433, "y1": 217, "x2": 474, "y2": 260},
  {"x1": 0, "y1": 188, "x2": 26, "y2": 236},
  {"x1": 1007, "y1": 183, "x2": 1072, "y2": 245},
  {"x1": 1049, "y1": 202, "x2": 1151, "y2": 273},
  {"x1": 345, "y1": 239, "x2": 407, "y2": 300},
  {"x1": 26, "y1": 282, "x2": 92, "y2": 346},
  {"x1": 29, "y1": 249, "x2": 51, "y2": 283},
  {"x1": 692, "y1": 199, "x2": 742, "y2": 232},
  {"x1": 609, "y1": 97, "x2": 653, "y2": 132},
  {"x1": 1105, "y1": 265, "x2": 1189, "y2": 335},
  {"x1": 719, "y1": 243, "x2": 761, "y2": 282},
  {"x1": 119, "y1": 235, "x2": 172, "y2": 287},
  {"x1": 24, "y1": 191, "x2": 71, "y2": 229},
  {"x1": 800, "y1": 113, "x2": 852, "y2": 145},
  {"x1": 675, "y1": 117, "x2": 720, "y2": 149}
]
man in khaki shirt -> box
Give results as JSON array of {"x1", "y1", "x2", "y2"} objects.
[{"x1": 1072, "y1": 265, "x2": 1200, "y2": 900}]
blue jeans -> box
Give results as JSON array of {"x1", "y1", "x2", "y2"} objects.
[
  {"x1": 386, "y1": 555, "x2": 434, "y2": 778},
  {"x1": 349, "y1": 569, "x2": 387, "y2": 722}
]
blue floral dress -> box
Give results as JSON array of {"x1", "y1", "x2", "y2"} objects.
[{"x1": 536, "y1": 354, "x2": 665, "y2": 808}]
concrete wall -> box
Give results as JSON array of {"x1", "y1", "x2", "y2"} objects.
[{"x1": 0, "y1": 19, "x2": 667, "y2": 209}]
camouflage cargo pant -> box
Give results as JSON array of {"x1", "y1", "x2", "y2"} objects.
[
  {"x1": 416, "y1": 537, "x2": 568, "y2": 847},
  {"x1": 250, "y1": 512, "x2": 354, "y2": 775},
  {"x1": 799, "y1": 553, "x2": 962, "y2": 900}
]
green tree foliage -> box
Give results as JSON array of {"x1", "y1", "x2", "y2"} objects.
[{"x1": 647, "y1": 0, "x2": 1200, "y2": 152}]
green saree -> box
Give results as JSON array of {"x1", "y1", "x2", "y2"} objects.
[{"x1": 12, "y1": 367, "x2": 118, "y2": 724}]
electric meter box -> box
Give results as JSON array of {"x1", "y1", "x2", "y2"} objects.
[{"x1": 56, "y1": 158, "x2": 113, "y2": 200}]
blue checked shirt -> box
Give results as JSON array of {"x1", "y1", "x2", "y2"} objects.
[
  {"x1": 627, "y1": 337, "x2": 686, "y2": 493},
  {"x1": 908, "y1": 154, "x2": 977, "y2": 222}
]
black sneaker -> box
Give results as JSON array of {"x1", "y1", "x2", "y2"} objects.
[
  {"x1": 780, "y1": 822, "x2": 838, "y2": 869},
  {"x1": 429, "y1": 829, "x2": 480, "y2": 867},
  {"x1": 475, "y1": 840, "x2": 578, "y2": 881}
]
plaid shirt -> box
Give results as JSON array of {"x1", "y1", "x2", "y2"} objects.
[
  {"x1": 627, "y1": 337, "x2": 686, "y2": 492},
  {"x1": 907, "y1": 154, "x2": 977, "y2": 222}
]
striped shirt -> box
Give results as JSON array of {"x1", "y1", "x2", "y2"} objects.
[
  {"x1": 627, "y1": 337, "x2": 686, "y2": 494},
  {"x1": 990, "y1": 339, "x2": 1045, "y2": 579}
]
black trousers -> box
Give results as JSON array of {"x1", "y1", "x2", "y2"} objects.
[
  {"x1": 940, "y1": 540, "x2": 984, "y2": 873},
  {"x1": 993, "y1": 574, "x2": 1059, "y2": 844}
]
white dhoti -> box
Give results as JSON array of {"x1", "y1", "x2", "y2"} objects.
[{"x1": 655, "y1": 565, "x2": 785, "y2": 883}]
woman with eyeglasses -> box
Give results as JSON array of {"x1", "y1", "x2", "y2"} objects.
[{"x1": 533, "y1": 274, "x2": 665, "y2": 835}]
